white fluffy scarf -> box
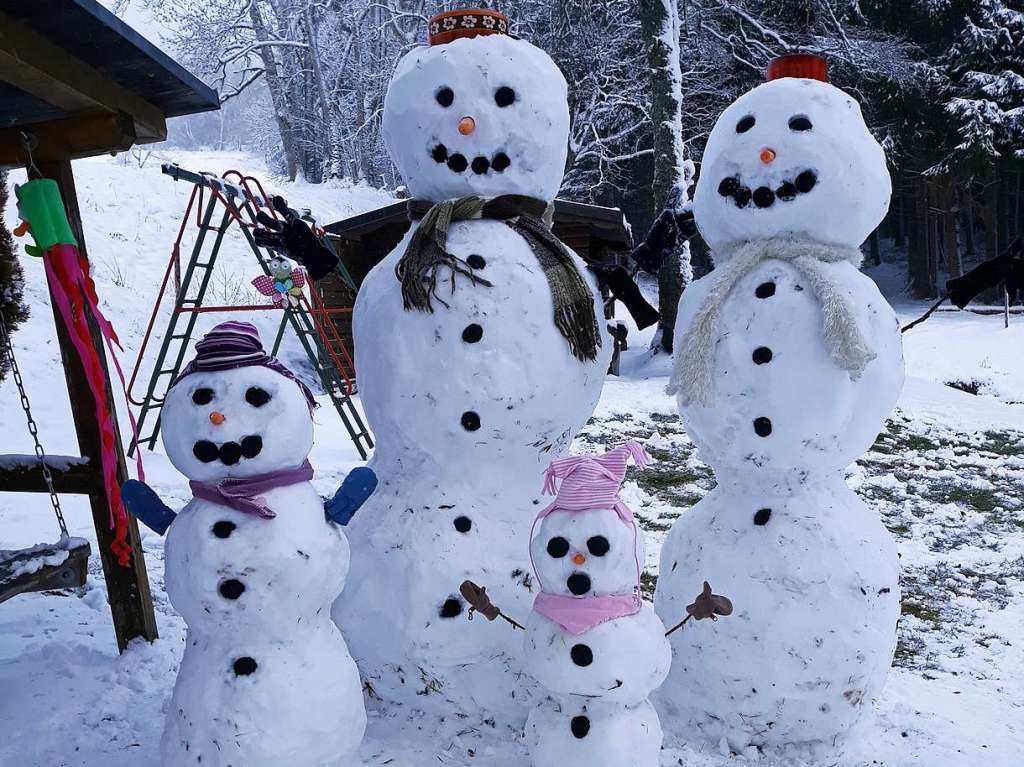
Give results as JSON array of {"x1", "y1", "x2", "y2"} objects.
[{"x1": 668, "y1": 238, "x2": 876, "y2": 408}]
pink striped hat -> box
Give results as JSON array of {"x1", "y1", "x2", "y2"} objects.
[{"x1": 538, "y1": 441, "x2": 651, "y2": 523}]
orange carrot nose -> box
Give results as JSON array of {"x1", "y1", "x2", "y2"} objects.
[
  {"x1": 209, "y1": 411, "x2": 226, "y2": 425},
  {"x1": 13, "y1": 220, "x2": 30, "y2": 237},
  {"x1": 572, "y1": 553, "x2": 586, "y2": 566},
  {"x1": 458, "y1": 116, "x2": 476, "y2": 135},
  {"x1": 760, "y1": 147, "x2": 777, "y2": 164}
]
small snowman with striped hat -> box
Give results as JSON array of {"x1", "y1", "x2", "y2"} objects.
[
  {"x1": 121, "y1": 321, "x2": 375, "y2": 767},
  {"x1": 462, "y1": 442, "x2": 731, "y2": 767}
]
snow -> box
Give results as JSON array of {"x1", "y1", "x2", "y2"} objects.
[{"x1": 1, "y1": 151, "x2": 1023, "y2": 765}]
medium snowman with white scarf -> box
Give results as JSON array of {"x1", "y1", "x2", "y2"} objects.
[
  {"x1": 122, "y1": 321, "x2": 375, "y2": 767},
  {"x1": 655, "y1": 54, "x2": 905, "y2": 754}
]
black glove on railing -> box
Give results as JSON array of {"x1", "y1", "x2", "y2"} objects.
[{"x1": 254, "y1": 195, "x2": 339, "y2": 282}]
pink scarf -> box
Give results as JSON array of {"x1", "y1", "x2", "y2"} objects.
[
  {"x1": 533, "y1": 592, "x2": 642, "y2": 635},
  {"x1": 190, "y1": 460, "x2": 314, "y2": 519}
]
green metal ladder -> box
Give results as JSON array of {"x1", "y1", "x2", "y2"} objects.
[{"x1": 127, "y1": 164, "x2": 373, "y2": 460}]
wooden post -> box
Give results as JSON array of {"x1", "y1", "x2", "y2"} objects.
[{"x1": 36, "y1": 156, "x2": 158, "y2": 652}]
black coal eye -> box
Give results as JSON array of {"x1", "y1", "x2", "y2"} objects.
[
  {"x1": 586, "y1": 536, "x2": 610, "y2": 557},
  {"x1": 789, "y1": 115, "x2": 813, "y2": 131},
  {"x1": 192, "y1": 388, "x2": 214, "y2": 405},
  {"x1": 494, "y1": 86, "x2": 516, "y2": 107},
  {"x1": 546, "y1": 536, "x2": 570, "y2": 558},
  {"x1": 245, "y1": 387, "x2": 271, "y2": 407},
  {"x1": 435, "y1": 86, "x2": 454, "y2": 107},
  {"x1": 736, "y1": 115, "x2": 756, "y2": 133}
]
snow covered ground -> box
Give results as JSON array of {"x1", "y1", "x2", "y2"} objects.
[{"x1": 1, "y1": 154, "x2": 1022, "y2": 765}]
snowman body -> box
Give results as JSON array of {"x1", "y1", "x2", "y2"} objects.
[
  {"x1": 335, "y1": 32, "x2": 610, "y2": 719},
  {"x1": 526, "y1": 497, "x2": 670, "y2": 767},
  {"x1": 654, "y1": 73, "x2": 904, "y2": 752},
  {"x1": 160, "y1": 360, "x2": 365, "y2": 766}
]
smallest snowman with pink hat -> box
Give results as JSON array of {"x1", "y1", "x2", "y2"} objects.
[{"x1": 462, "y1": 442, "x2": 732, "y2": 767}]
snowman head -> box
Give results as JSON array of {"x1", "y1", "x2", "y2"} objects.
[
  {"x1": 382, "y1": 10, "x2": 569, "y2": 203},
  {"x1": 530, "y1": 507, "x2": 643, "y2": 598},
  {"x1": 161, "y1": 322, "x2": 316, "y2": 482},
  {"x1": 530, "y1": 442, "x2": 651, "y2": 597},
  {"x1": 693, "y1": 55, "x2": 891, "y2": 252}
]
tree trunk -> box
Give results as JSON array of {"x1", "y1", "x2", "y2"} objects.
[
  {"x1": 942, "y1": 174, "x2": 962, "y2": 279},
  {"x1": 961, "y1": 186, "x2": 976, "y2": 261},
  {"x1": 869, "y1": 230, "x2": 881, "y2": 266},
  {"x1": 639, "y1": 0, "x2": 690, "y2": 353},
  {"x1": 249, "y1": 2, "x2": 299, "y2": 181},
  {"x1": 907, "y1": 173, "x2": 937, "y2": 298}
]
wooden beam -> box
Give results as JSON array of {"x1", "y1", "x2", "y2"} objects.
[
  {"x1": 0, "y1": 454, "x2": 102, "y2": 494},
  {"x1": 0, "y1": 539, "x2": 91, "y2": 605},
  {"x1": 0, "y1": 9, "x2": 166, "y2": 142},
  {"x1": 37, "y1": 156, "x2": 158, "y2": 652},
  {"x1": 0, "y1": 112, "x2": 137, "y2": 167}
]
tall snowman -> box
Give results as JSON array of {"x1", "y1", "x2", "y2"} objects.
[
  {"x1": 523, "y1": 443, "x2": 670, "y2": 767},
  {"x1": 335, "y1": 8, "x2": 611, "y2": 721},
  {"x1": 654, "y1": 54, "x2": 905, "y2": 754},
  {"x1": 122, "y1": 321, "x2": 367, "y2": 767}
]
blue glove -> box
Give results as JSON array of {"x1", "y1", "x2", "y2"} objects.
[
  {"x1": 325, "y1": 467, "x2": 378, "y2": 526},
  {"x1": 121, "y1": 479, "x2": 177, "y2": 536}
]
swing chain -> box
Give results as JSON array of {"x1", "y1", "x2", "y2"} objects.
[{"x1": 0, "y1": 312, "x2": 69, "y2": 541}]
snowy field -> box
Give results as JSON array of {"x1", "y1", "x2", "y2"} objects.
[{"x1": 1, "y1": 154, "x2": 1022, "y2": 766}]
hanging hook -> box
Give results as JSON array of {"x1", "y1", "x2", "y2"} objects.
[{"x1": 19, "y1": 131, "x2": 42, "y2": 180}]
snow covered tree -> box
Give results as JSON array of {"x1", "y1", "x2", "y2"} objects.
[
  {"x1": 640, "y1": 0, "x2": 693, "y2": 353},
  {"x1": 0, "y1": 170, "x2": 28, "y2": 381}
]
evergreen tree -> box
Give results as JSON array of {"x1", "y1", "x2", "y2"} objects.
[{"x1": 0, "y1": 169, "x2": 28, "y2": 380}]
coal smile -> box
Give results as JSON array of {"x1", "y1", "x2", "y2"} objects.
[
  {"x1": 717, "y1": 169, "x2": 818, "y2": 209},
  {"x1": 430, "y1": 143, "x2": 511, "y2": 176},
  {"x1": 193, "y1": 435, "x2": 264, "y2": 465}
]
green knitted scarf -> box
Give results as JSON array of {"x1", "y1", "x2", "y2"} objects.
[{"x1": 395, "y1": 195, "x2": 602, "y2": 362}]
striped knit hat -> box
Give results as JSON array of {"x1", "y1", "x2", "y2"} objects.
[
  {"x1": 538, "y1": 441, "x2": 650, "y2": 522},
  {"x1": 173, "y1": 321, "x2": 317, "y2": 411}
]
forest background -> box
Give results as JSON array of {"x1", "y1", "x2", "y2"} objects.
[{"x1": 120, "y1": 0, "x2": 1024, "y2": 315}]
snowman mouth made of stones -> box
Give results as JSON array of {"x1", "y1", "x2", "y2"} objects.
[{"x1": 716, "y1": 167, "x2": 818, "y2": 209}]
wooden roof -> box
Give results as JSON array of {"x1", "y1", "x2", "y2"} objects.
[
  {"x1": 327, "y1": 198, "x2": 633, "y2": 249},
  {"x1": 0, "y1": 0, "x2": 219, "y2": 164}
]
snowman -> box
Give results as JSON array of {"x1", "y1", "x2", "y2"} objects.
[
  {"x1": 654, "y1": 54, "x2": 905, "y2": 753},
  {"x1": 121, "y1": 321, "x2": 375, "y2": 767},
  {"x1": 461, "y1": 442, "x2": 732, "y2": 766},
  {"x1": 334, "y1": 8, "x2": 611, "y2": 720}
]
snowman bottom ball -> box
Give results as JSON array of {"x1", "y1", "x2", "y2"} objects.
[
  {"x1": 527, "y1": 697, "x2": 663, "y2": 767},
  {"x1": 655, "y1": 478, "x2": 900, "y2": 753}
]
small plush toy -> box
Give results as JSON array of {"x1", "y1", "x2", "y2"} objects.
[{"x1": 252, "y1": 256, "x2": 305, "y2": 308}]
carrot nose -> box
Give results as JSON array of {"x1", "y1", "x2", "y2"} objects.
[
  {"x1": 572, "y1": 553, "x2": 586, "y2": 566},
  {"x1": 209, "y1": 411, "x2": 226, "y2": 425},
  {"x1": 458, "y1": 116, "x2": 476, "y2": 135},
  {"x1": 760, "y1": 147, "x2": 777, "y2": 164}
]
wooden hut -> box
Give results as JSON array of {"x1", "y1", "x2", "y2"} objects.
[
  {"x1": 321, "y1": 199, "x2": 633, "y2": 368},
  {"x1": 0, "y1": 0, "x2": 219, "y2": 651}
]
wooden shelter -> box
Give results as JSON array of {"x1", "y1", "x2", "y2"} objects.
[
  {"x1": 320, "y1": 199, "x2": 633, "y2": 366},
  {"x1": 0, "y1": 0, "x2": 219, "y2": 651}
]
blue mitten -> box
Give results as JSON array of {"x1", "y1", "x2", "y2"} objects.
[
  {"x1": 121, "y1": 479, "x2": 177, "y2": 536},
  {"x1": 325, "y1": 467, "x2": 378, "y2": 526}
]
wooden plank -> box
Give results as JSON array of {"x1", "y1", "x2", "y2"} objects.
[
  {"x1": 37, "y1": 156, "x2": 158, "y2": 652},
  {"x1": 0, "y1": 539, "x2": 91, "y2": 604},
  {"x1": 0, "y1": 113, "x2": 138, "y2": 167},
  {"x1": 0, "y1": 8, "x2": 166, "y2": 141},
  {"x1": 0, "y1": 454, "x2": 101, "y2": 494}
]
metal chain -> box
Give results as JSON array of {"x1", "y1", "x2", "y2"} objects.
[{"x1": 0, "y1": 312, "x2": 69, "y2": 540}]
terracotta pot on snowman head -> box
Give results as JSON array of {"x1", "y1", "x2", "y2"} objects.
[{"x1": 382, "y1": 8, "x2": 570, "y2": 203}]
